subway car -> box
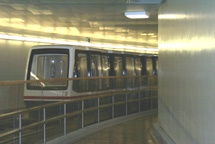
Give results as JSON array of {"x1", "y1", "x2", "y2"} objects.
[{"x1": 24, "y1": 45, "x2": 158, "y2": 105}]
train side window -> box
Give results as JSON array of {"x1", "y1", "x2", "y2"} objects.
[
  {"x1": 135, "y1": 57, "x2": 142, "y2": 76},
  {"x1": 91, "y1": 54, "x2": 102, "y2": 77},
  {"x1": 77, "y1": 53, "x2": 88, "y2": 77},
  {"x1": 102, "y1": 55, "x2": 109, "y2": 76},
  {"x1": 101, "y1": 55, "x2": 110, "y2": 89},
  {"x1": 146, "y1": 58, "x2": 153, "y2": 75},
  {"x1": 156, "y1": 59, "x2": 158, "y2": 75},
  {"x1": 114, "y1": 56, "x2": 123, "y2": 76},
  {"x1": 125, "y1": 56, "x2": 135, "y2": 76}
]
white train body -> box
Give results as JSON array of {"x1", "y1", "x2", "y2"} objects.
[{"x1": 24, "y1": 45, "x2": 158, "y2": 103}]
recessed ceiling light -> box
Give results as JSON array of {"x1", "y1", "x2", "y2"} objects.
[
  {"x1": 148, "y1": 33, "x2": 154, "y2": 35},
  {"x1": 140, "y1": 33, "x2": 147, "y2": 36},
  {"x1": 124, "y1": 11, "x2": 149, "y2": 19}
]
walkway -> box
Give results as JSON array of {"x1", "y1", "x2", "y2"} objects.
[{"x1": 72, "y1": 112, "x2": 158, "y2": 144}]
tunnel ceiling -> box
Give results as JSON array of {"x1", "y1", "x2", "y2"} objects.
[{"x1": 0, "y1": 0, "x2": 159, "y2": 49}]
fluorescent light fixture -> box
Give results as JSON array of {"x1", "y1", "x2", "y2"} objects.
[
  {"x1": 141, "y1": 33, "x2": 147, "y2": 36},
  {"x1": 125, "y1": 11, "x2": 149, "y2": 19},
  {"x1": 148, "y1": 33, "x2": 154, "y2": 35},
  {"x1": 158, "y1": 14, "x2": 187, "y2": 19},
  {"x1": 127, "y1": 0, "x2": 163, "y2": 4},
  {"x1": 0, "y1": 34, "x2": 158, "y2": 52}
]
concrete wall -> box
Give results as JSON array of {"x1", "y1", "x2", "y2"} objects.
[
  {"x1": 158, "y1": 0, "x2": 215, "y2": 144},
  {"x1": 0, "y1": 40, "x2": 29, "y2": 81},
  {"x1": 0, "y1": 39, "x2": 47, "y2": 81},
  {"x1": 0, "y1": 40, "x2": 47, "y2": 112}
]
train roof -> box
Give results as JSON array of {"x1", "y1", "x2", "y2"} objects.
[{"x1": 31, "y1": 45, "x2": 158, "y2": 57}]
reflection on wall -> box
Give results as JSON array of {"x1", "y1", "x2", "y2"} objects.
[
  {"x1": 159, "y1": 0, "x2": 215, "y2": 143},
  {"x1": 0, "y1": 39, "x2": 47, "y2": 81},
  {"x1": 0, "y1": 85, "x2": 25, "y2": 114}
]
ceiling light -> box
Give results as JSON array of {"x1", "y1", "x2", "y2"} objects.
[
  {"x1": 148, "y1": 33, "x2": 154, "y2": 35},
  {"x1": 158, "y1": 14, "x2": 187, "y2": 19},
  {"x1": 127, "y1": 0, "x2": 163, "y2": 4},
  {"x1": 141, "y1": 33, "x2": 147, "y2": 36},
  {"x1": 125, "y1": 11, "x2": 149, "y2": 19}
]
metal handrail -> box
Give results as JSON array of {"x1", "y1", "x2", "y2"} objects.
[
  {"x1": 0, "y1": 86, "x2": 157, "y2": 119},
  {"x1": 0, "y1": 76, "x2": 158, "y2": 144},
  {"x1": 0, "y1": 75, "x2": 157, "y2": 85},
  {"x1": 0, "y1": 94, "x2": 157, "y2": 139}
]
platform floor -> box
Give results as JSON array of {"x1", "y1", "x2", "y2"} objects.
[{"x1": 72, "y1": 113, "x2": 158, "y2": 144}]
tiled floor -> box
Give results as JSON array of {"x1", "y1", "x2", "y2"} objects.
[{"x1": 72, "y1": 113, "x2": 158, "y2": 144}]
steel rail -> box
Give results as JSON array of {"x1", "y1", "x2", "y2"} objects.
[
  {"x1": 0, "y1": 87, "x2": 157, "y2": 119},
  {"x1": 0, "y1": 75, "x2": 157, "y2": 85},
  {"x1": 0, "y1": 95, "x2": 157, "y2": 139}
]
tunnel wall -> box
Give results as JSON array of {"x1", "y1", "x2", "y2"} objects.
[
  {"x1": 158, "y1": 0, "x2": 215, "y2": 143},
  {"x1": 0, "y1": 40, "x2": 47, "y2": 112},
  {"x1": 0, "y1": 39, "x2": 47, "y2": 81}
]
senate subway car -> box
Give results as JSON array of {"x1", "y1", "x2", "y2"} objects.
[{"x1": 24, "y1": 45, "x2": 158, "y2": 106}]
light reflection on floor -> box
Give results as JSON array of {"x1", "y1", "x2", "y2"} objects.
[{"x1": 73, "y1": 113, "x2": 158, "y2": 144}]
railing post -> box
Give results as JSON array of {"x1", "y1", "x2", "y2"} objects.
[
  {"x1": 151, "y1": 90, "x2": 153, "y2": 109},
  {"x1": 138, "y1": 92, "x2": 141, "y2": 112},
  {"x1": 13, "y1": 115, "x2": 16, "y2": 144},
  {"x1": 150, "y1": 80, "x2": 153, "y2": 110},
  {"x1": 43, "y1": 108, "x2": 46, "y2": 144},
  {"x1": 98, "y1": 97, "x2": 100, "y2": 123},
  {"x1": 125, "y1": 93, "x2": 128, "y2": 116},
  {"x1": 64, "y1": 104, "x2": 66, "y2": 135},
  {"x1": 112, "y1": 95, "x2": 114, "y2": 119},
  {"x1": 19, "y1": 114, "x2": 21, "y2": 144},
  {"x1": 82, "y1": 100, "x2": 84, "y2": 128},
  {"x1": 38, "y1": 109, "x2": 41, "y2": 143}
]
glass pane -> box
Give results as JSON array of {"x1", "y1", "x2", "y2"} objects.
[
  {"x1": 101, "y1": 55, "x2": 110, "y2": 89},
  {"x1": 29, "y1": 54, "x2": 68, "y2": 88},
  {"x1": 125, "y1": 57, "x2": 135, "y2": 76},
  {"x1": 75, "y1": 53, "x2": 88, "y2": 92},
  {"x1": 102, "y1": 55, "x2": 109, "y2": 76},
  {"x1": 91, "y1": 54, "x2": 102, "y2": 77},
  {"x1": 156, "y1": 59, "x2": 158, "y2": 75},
  {"x1": 146, "y1": 58, "x2": 153, "y2": 75},
  {"x1": 114, "y1": 56, "x2": 123, "y2": 76},
  {"x1": 135, "y1": 57, "x2": 142, "y2": 76},
  {"x1": 77, "y1": 53, "x2": 88, "y2": 77}
]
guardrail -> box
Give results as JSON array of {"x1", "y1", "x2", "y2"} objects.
[{"x1": 0, "y1": 75, "x2": 158, "y2": 144}]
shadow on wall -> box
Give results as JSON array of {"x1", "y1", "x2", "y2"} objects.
[{"x1": 0, "y1": 84, "x2": 26, "y2": 114}]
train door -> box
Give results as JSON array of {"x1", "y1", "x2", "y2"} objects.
[
  {"x1": 114, "y1": 55, "x2": 124, "y2": 76},
  {"x1": 90, "y1": 53, "x2": 102, "y2": 90},
  {"x1": 152, "y1": 57, "x2": 157, "y2": 75},
  {"x1": 135, "y1": 57, "x2": 142, "y2": 76},
  {"x1": 101, "y1": 55, "x2": 110, "y2": 89},
  {"x1": 125, "y1": 56, "x2": 135, "y2": 87},
  {"x1": 154, "y1": 57, "x2": 158, "y2": 75},
  {"x1": 125, "y1": 56, "x2": 135, "y2": 76},
  {"x1": 135, "y1": 57, "x2": 143, "y2": 86},
  {"x1": 109, "y1": 54, "x2": 124, "y2": 88},
  {"x1": 73, "y1": 51, "x2": 89, "y2": 92},
  {"x1": 146, "y1": 57, "x2": 153, "y2": 75}
]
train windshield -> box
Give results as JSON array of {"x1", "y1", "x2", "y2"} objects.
[{"x1": 27, "y1": 49, "x2": 69, "y2": 89}]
